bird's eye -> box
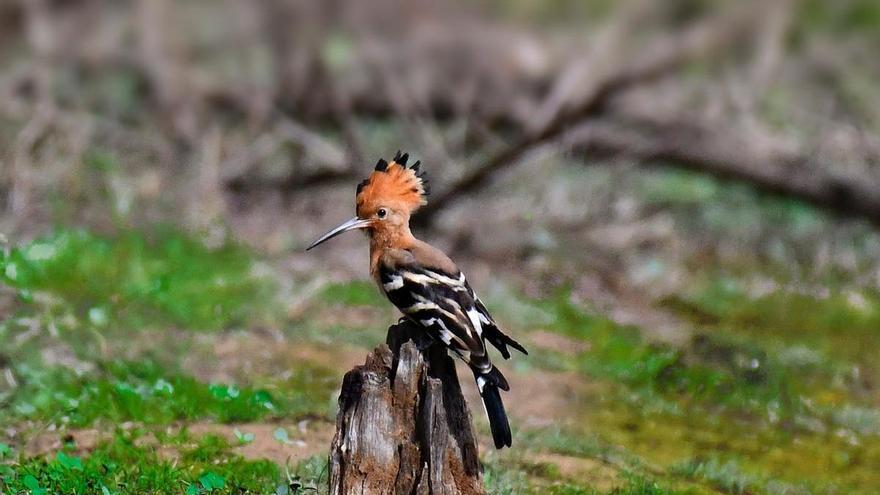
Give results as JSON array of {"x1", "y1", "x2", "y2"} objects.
[{"x1": 377, "y1": 208, "x2": 387, "y2": 219}]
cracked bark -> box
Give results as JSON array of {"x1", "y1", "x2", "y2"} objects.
[{"x1": 329, "y1": 320, "x2": 484, "y2": 495}]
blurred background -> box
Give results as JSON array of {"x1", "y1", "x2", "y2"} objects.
[{"x1": 1, "y1": 0, "x2": 879, "y2": 493}]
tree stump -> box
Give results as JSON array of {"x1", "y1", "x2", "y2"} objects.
[{"x1": 328, "y1": 320, "x2": 485, "y2": 495}]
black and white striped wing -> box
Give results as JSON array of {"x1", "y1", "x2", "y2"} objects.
[
  {"x1": 378, "y1": 264, "x2": 493, "y2": 372},
  {"x1": 473, "y1": 296, "x2": 528, "y2": 359}
]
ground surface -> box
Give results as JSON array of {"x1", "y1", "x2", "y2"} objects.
[{"x1": 2, "y1": 193, "x2": 879, "y2": 494}]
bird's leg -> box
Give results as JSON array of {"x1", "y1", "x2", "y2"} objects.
[
  {"x1": 392, "y1": 316, "x2": 436, "y2": 351},
  {"x1": 413, "y1": 332, "x2": 436, "y2": 352}
]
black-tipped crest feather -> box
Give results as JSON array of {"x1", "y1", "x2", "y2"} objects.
[
  {"x1": 357, "y1": 153, "x2": 428, "y2": 213},
  {"x1": 356, "y1": 179, "x2": 370, "y2": 195},
  {"x1": 393, "y1": 150, "x2": 410, "y2": 165}
]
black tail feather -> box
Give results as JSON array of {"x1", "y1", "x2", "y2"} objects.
[{"x1": 476, "y1": 367, "x2": 512, "y2": 449}]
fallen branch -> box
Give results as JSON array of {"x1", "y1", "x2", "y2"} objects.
[
  {"x1": 568, "y1": 116, "x2": 880, "y2": 226},
  {"x1": 415, "y1": 6, "x2": 754, "y2": 225}
]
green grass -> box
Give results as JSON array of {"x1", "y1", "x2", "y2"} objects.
[
  {"x1": 507, "y1": 286, "x2": 876, "y2": 433},
  {"x1": 2, "y1": 359, "x2": 336, "y2": 427},
  {"x1": 665, "y1": 275, "x2": 880, "y2": 367},
  {"x1": 671, "y1": 459, "x2": 760, "y2": 495},
  {"x1": 521, "y1": 427, "x2": 645, "y2": 473},
  {"x1": 0, "y1": 227, "x2": 327, "y2": 430},
  {"x1": 639, "y1": 169, "x2": 828, "y2": 237},
  {"x1": 0, "y1": 228, "x2": 275, "y2": 332},
  {"x1": 485, "y1": 287, "x2": 880, "y2": 493},
  {"x1": 525, "y1": 291, "x2": 811, "y2": 416},
  {"x1": 317, "y1": 280, "x2": 385, "y2": 308},
  {"x1": 483, "y1": 456, "x2": 690, "y2": 495},
  {"x1": 2, "y1": 430, "x2": 680, "y2": 495},
  {"x1": 0, "y1": 430, "x2": 324, "y2": 495}
]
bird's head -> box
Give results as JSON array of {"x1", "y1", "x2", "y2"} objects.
[{"x1": 307, "y1": 151, "x2": 429, "y2": 250}]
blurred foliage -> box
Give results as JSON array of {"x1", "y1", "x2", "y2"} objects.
[
  {"x1": 481, "y1": 286, "x2": 880, "y2": 492},
  {"x1": 318, "y1": 280, "x2": 385, "y2": 308},
  {"x1": 635, "y1": 167, "x2": 880, "y2": 290},
  {"x1": 482, "y1": 454, "x2": 682, "y2": 495},
  {"x1": 639, "y1": 169, "x2": 828, "y2": 242},
  {"x1": 0, "y1": 228, "x2": 276, "y2": 331},
  {"x1": 666, "y1": 275, "x2": 880, "y2": 380},
  {"x1": 798, "y1": 0, "x2": 880, "y2": 37},
  {"x1": 672, "y1": 458, "x2": 762, "y2": 495},
  {"x1": 524, "y1": 291, "x2": 810, "y2": 415},
  {"x1": 476, "y1": 0, "x2": 617, "y2": 25},
  {"x1": 1, "y1": 359, "x2": 336, "y2": 427}
]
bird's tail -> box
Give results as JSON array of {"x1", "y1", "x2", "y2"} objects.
[{"x1": 474, "y1": 366, "x2": 512, "y2": 449}]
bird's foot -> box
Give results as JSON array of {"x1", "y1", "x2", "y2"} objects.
[
  {"x1": 411, "y1": 332, "x2": 436, "y2": 351},
  {"x1": 393, "y1": 316, "x2": 435, "y2": 351}
]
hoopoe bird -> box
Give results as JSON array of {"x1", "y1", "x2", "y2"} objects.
[{"x1": 307, "y1": 151, "x2": 527, "y2": 448}]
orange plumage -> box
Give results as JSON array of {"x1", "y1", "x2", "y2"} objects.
[{"x1": 356, "y1": 153, "x2": 427, "y2": 219}]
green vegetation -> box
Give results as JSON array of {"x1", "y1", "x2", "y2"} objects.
[
  {"x1": 668, "y1": 275, "x2": 880, "y2": 368},
  {"x1": 4, "y1": 224, "x2": 880, "y2": 493},
  {"x1": 318, "y1": 280, "x2": 385, "y2": 308},
  {"x1": 639, "y1": 168, "x2": 829, "y2": 240},
  {"x1": 1, "y1": 359, "x2": 336, "y2": 427},
  {"x1": 483, "y1": 456, "x2": 687, "y2": 495},
  {"x1": 0, "y1": 228, "x2": 275, "y2": 332},
  {"x1": 476, "y1": 284, "x2": 880, "y2": 493},
  {"x1": 0, "y1": 228, "x2": 337, "y2": 493},
  {"x1": 0, "y1": 431, "x2": 322, "y2": 495},
  {"x1": 518, "y1": 290, "x2": 807, "y2": 416},
  {"x1": 798, "y1": 0, "x2": 880, "y2": 36},
  {"x1": 672, "y1": 458, "x2": 764, "y2": 495}
]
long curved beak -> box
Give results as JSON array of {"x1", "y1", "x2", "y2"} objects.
[{"x1": 306, "y1": 216, "x2": 372, "y2": 250}]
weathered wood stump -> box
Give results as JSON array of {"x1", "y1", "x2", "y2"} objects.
[{"x1": 329, "y1": 320, "x2": 485, "y2": 495}]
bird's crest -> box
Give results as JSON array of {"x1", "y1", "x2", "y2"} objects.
[{"x1": 356, "y1": 151, "x2": 429, "y2": 217}]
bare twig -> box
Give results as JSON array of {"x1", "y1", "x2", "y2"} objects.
[
  {"x1": 566, "y1": 115, "x2": 880, "y2": 226},
  {"x1": 529, "y1": 0, "x2": 656, "y2": 134},
  {"x1": 136, "y1": 0, "x2": 197, "y2": 143}
]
